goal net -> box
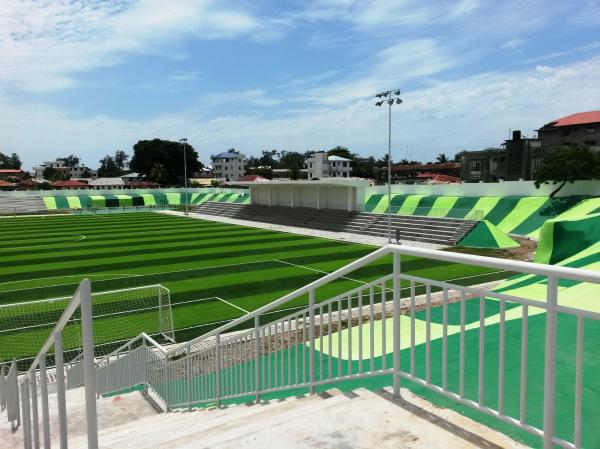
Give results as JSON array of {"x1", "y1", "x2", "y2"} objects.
[{"x1": 0, "y1": 284, "x2": 174, "y2": 369}]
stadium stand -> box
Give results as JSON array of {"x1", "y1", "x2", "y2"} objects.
[
  {"x1": 191, "y1": 201, "x2": 478, "y2": 245},
  {"x1": 0, "y1": 195, "x2": 47, "y2": 215}
]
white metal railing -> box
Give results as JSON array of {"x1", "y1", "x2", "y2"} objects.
[
  {"x1": 9, "y1": 279, "x2": 99, "y2": 449},
  {"x1": 1, "y1": 360, "x2": 20, "y2": 431},
  {"x1": 96, "y1": 245, "x2": 599, "y2": 449},
  {"x1": 372, "y1": 206, "x2": 484, "y2": 221}
]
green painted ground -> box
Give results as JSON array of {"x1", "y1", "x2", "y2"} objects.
[{"x1": 0, "y1": 212, "x2": 507, "y2": 363}]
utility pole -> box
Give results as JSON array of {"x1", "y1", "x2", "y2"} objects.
[{"x1": 179, "y1": 138, "x2": 189, "y2": 216}]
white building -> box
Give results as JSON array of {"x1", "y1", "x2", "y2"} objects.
[
  {"x1": 88, "y1": 177, "x2": 124, "y2": 190},
  {"x1": 306, "y1": 152, "x2": 352, "y2": 179},
  {"x1": 211, "y1": 150, "x2": 246, "y2": 181},
  {"x1": 33, "y1": 160, "x2": 98, "y2": 179}
]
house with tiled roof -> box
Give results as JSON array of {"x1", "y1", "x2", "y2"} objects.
[{"x1": 538, "y1": 111, "x2": 600, "y2": 148}]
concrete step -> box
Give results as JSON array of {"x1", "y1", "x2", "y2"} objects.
[{"x1": 64, "y1": 386, "x2": 527, "y2": 449}]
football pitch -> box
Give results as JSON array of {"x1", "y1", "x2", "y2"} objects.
[{"x1": 0, "y1": 212, "x2": 508, "y2": 362}]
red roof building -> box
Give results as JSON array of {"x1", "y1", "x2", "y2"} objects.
[
  {"x1": 0, "y1": 179, "x2": 15, "y2": 187},
  {"x1": 538, "y1": 110, "x2": 600, "y2": 148},
  {"x1": 0, "y1": 169, "x2": 25, "y2": 180},
  {"x1": 50, "y1": 180, "x2": 89, "y2": 189}
]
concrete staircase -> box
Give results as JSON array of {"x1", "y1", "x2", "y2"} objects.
[
  {"x1": 191, "y1": 202, "x2": 478, "y2": 245},
  {"x1": 0, "y1": 195, "x2": 47, "y2": 215},
  {"x1": 0, "y1": 385, "x2": 527, "y2": 449}
]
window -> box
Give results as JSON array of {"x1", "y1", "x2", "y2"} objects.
[
  {"x1": 531, "y1": 158, "x2": 542, "y2": 171},
  {"x1": 469, "y1": 160, "x2": 482, "y2": 171},
  {"x1": 563, "y1": 127, "x2": 571, "y2": 136},
  {"x1": 586, "y1": 126, "x2": 596, "y2": 134},
  {"x1": 584, "y1": 140, "x2": 597, "y2": 146}
]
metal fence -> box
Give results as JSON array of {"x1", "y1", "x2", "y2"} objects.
[
  {"x1": 96, "y1": 245, "x2": 599, "y2": 449},
  {"x1": 4, "y1": 246, "x2": 600, "y2": 449},
  {"x1": 8, "y1": 279, "x2": 99, "y2": 449}
]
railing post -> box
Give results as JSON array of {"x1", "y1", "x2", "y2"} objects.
[
  {"x1": 39, "y1": 356, "x2": 51, "y2": 449},
  {"x1": 187, "y1": 346, "x2": 192, "y2": 411},
  {"x1": 215, "y1": 334, "x2": 221, "y2": 409},
  {"x1": 309, "y1": 289, "x2": 316, "y2": 395},
  {"x1": 79, "y1": 279, "x2": 98, "y2": 449},
  {"x1": 22, "y1": 379, "x2": 32, "y2": 449},
  {"x1": 254, "y1": 316, "x2": 261, "y2": 404},
  {"x1": 54, "y1": 332, "x2": 68, "y2": 449},
  {"x1": 30, "y1": 367, "x2": 40, "y2": 449},
  {"x1": 543, "y1": 276, "x2": 558, "y2": 449},
  {"x1": 393, "y1": 251, "x2": 401, "y2": 397}
]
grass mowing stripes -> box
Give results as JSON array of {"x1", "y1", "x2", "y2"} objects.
[{"x1": 0, "y1": 212, "x2": 505, "y2": 361}]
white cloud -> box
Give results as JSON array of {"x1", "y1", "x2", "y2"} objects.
[
  {"x1": 0, "y1": 0, "x2": 274, "y2": 92},
  {"x1": 301, "y1": 39, "x2": 457, "y2": 105},
  {"x1": 3, "y1": 56, "x2": 600, "y2": 169},
  {"x1": 524, "y1": 41, "x2": 600, "y2": 64}
]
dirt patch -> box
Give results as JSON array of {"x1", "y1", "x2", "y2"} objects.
[{"x1": 445, "y1": 236, "x2": 537, "y2": 262}]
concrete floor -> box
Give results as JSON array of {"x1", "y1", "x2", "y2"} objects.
[{"x1": 2, "y1": 386, "x2": 529, "y2": 449}]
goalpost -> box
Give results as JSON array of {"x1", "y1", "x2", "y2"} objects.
[{"x1": 0, "y1": 284, "x2": 175, "y2": 368}]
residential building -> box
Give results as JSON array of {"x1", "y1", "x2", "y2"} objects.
[
  {"x1": 537, "y1": 111, "x2": 600, "y2": 148},
  {"x1": 50, "y1": 180, "x2": 89, "y2": 190},
  {"x1": 0, "y1": 169, "x2": 25, "y2": 180},
  {"x1": 306, "y1": 152, "x2": 352, "y2": 179},
  {"x1": 211, "y1": 150, "x2": 246, "y2": 181},
  {"x1": 459, "y1": 111, "x2": 600, "y2": 183},
  {"x1": 88, "y1": 177, "x2": 125, "y2": 190},
  {"x1": 33, "y1": 159, "x2": 98, "y2": 179},
  {"x1": 460, "y1": 131, "x2": 542, "y2": 182},
  {"x1": 390, "y1": 162, "x2": 461, "y2": 184}
]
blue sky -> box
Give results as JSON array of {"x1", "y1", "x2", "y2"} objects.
[{"x1": 1, "y1": 0, "x2": 599, "y2": 170}]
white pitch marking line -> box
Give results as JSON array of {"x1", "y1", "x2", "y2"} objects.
[
  {"x1": 0, "y1": 259, "x2": 276, "y2": 292},
  {"x1": 0, "y1": 234, "x2": 87, "y2": 252},
  {"x1": 216, "y1": 296, "x2": 249, "y2": 314},
  {"x1": 273, "y1": 259, "x2": 370, "y2": 287}
]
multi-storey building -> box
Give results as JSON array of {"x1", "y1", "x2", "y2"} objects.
[
  {"x1": 306, "y1": 152, "x2": 352, "y2": 179},
  {"x1": 211, "y1": 150, "x2": 246, "y2": 181},
  {"x1": 33, "y1": 160, "x2": 98, "y2": 179},
  {"x1": 460, "y1": 111, "x2": 600, "y2": 183}
]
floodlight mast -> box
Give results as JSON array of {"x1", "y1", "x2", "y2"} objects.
[
  {"x1": 374, "y1": 89, "x2": 403, "y2": 243},
  {"x1": 179, "y1": 138, "x2": 189, "y2": 216}
]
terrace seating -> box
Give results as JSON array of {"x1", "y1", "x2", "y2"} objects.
[
  {"x1": 191, "y1": 201, "x2": 478, "y2": 245},
  {"x1": 0, "y1": 195, "x2": 47, "y2": 215}
]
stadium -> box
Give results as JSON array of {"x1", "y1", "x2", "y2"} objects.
[{"x1": 0, "y1": 179, "x2": 599, "y2": 449}]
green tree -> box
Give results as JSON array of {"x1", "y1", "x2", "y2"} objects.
[
  {"x1": 328, "y1": 146, "x2": 351, "y2": 159},
  {"x1": 436, "y1": 153, "x2": 449, "y2": 163},
  {"x1": 130, "y1": 139, "x2": 202, "y2": 185},
  {"x1": 149, "y1": 163, "x2": 167, "y2": 184},
  {"x1": 534, "y1": 145, "x2": 599, "y2": 197},
  {"x1": 114, "y1": 150, "x2": 129, "y2": 172},
  {"x1": 0, "y1": 152, "x2": 22, "y2": 169},
  {"x1": 43, "y1": 167, "x2": 64, "y2": 181},
  {"x1": 98, "y1": 155, "x2": 121, "y2": 177},
  {"x1": 58, "y1": 154, "x2": 80, "y2": 167}
]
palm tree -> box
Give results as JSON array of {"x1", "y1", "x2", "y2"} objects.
[{"x1": 436, "y1": 153, "x2": 449, "y2": 163}]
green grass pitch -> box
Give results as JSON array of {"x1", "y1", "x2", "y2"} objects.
[{"x1": 0, "y1": 212, "x2": 508, "y2": 362}]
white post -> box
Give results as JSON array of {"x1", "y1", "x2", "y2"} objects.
[
  {"x1": 79, "y1": 279, "x2": 98, "y2": 449},
  {"x1": 254, "y1": 316, "x2": 261, "y2": 404},
  {"x1": 30, "y1": 369, "x2": 39, "y2": 449},
  {"x1": 268, "y1": 186, "x2": 272, "y2": 207},
  {"x1": 39, "y1": 356, "x2": 50, "y2": 449},
  {"x1": 22, "y1": 380, "x2": 32, "y2": 449},
  {"x1": 290, "y1": 186, "x2": 294, "y2": 208},
  {"x1": 393, "y1": 252, "x2": 401, "y2": 397},
  {"x1": 347, "y1": 186, "x2": 352, "y2": 212},
  {"x1": 309, "y1": 289, "x2": 316, "y2": 395},
  {"x1": 543, "y1": 276, "x2": 558, "y2": 449},
  {"x1": 316, "y1": 186, "x2": 320, "y2": 210},
  {"x1": 215, "y1": 335, "x2": 221, "y2": 408},
  {"x1": 54, "y1": 332, "x2": 68, "y2": 449}
]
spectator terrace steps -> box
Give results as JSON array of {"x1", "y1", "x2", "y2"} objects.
[{"x1": 191, "y1": 202, "x2": 479, "y2": 246}]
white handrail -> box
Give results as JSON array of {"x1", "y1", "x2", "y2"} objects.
[{"x1": 169, "y1": 244, "x2": 600, "y2": 356}]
